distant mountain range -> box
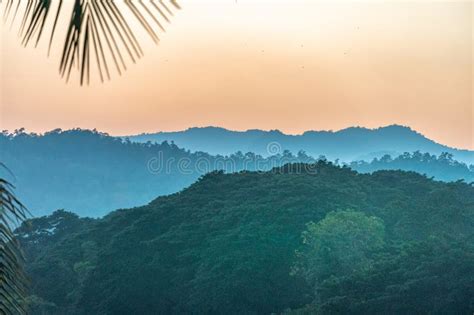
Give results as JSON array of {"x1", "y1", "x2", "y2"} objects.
[
  {"x1": 2, "y1": 128, "x2": 474, "y2": 216},
  {"x1": 0, "y1": 129, "x2": 314, "y2": 216},
  {"x1": 128, "y1": 125, "x2": 474, "y2": 164}
]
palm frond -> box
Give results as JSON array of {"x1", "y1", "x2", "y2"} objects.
[
  {"x1": 1, "y1": 0, "x2": 181, "y2": 85},
  {"x1": 0, "y1": 165, "x2": 29, "y2": 315}
]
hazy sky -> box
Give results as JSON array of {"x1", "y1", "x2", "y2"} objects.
[{"x1": 1, "y1": 0, "x2": 473, "y2": 149}]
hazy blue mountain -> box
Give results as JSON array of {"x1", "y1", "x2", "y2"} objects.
[
  {"x1": 0, "y1": 129, "x2": 315, "y2": 217},
  {"x1": 349, "y1": 151, "x2": 474, "y2": 183},
  {"x1": 129, "y1": 125, "x2": 474, "y2": 164},
  {"x1": 2, "y1": 128, "x2": 473, "y2": 217}
]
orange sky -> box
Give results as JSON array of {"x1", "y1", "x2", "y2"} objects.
[{"x1": 1, "y1": 0, "x2": 473, "y2": 149}]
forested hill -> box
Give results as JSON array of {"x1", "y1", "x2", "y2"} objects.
[
  {"x1": 129, "y1": 125, "x2": 474, "y2": 163},
  {"x1": 17, "y1": 162, "x2": 474, "y2": 314},
  {"x1": 349, "y1": 151, "x2": 474, "y2": 182},
  {"x1": 2, "y1": 129, "x2": 474, "y2": 217},
  {"x1": 0, "y1": 129, "x2": 314, "y2": 216}
]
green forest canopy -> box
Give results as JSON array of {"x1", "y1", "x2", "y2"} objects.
[{"x1": 16, "y1": 162, "x2": 474, "y2": 314}]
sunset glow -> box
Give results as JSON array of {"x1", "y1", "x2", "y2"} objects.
[{"x1": 1, "y1": 0, "x2": 472, "y2": 149}]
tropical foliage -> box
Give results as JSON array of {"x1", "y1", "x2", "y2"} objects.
[
  {"x1": 292, "y1": 210, "x2": 386, "y2": 292},
  {"x1": 0, "y1": 166, "x2": 28, "y2": 314},
  {"x1": 1, "y1": 0, "x2": 180, "y2": 84},
  {"x1": 15, "y1": 163, "x2": 474, "y2": 314}
]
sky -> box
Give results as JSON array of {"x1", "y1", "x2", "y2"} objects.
[{"x1": 0, "y1": 0, "x2": 473, "y2": 149}]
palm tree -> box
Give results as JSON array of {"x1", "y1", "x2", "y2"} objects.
[
  {"x1": 1, "y1": 0, "x2": 181, "y2": 85},
  {"x1": 0, "y1": 2, "x2": 180, "y2": 312},
  {"x1": 0, "y1": 166, "x2": 29, "y2": 315}
]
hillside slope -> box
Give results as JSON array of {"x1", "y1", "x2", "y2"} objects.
[
  {"x1": 17, "y1": 163, "x2": 474, "y2": 314},
  {"x1": 2, "y1": 129, "x2": 473, "y2": 217},
  {"x1": 0, "y1": 129, "x2": 313, "y2": 216}
]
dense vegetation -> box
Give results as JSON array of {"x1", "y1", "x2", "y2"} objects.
[
  {"x1": 2, "y1": 129, "x2": 473, "y2": 217},
  {"x1": 0, "y1": 166, "x2": 29, "y2": 314},
  {"x1": 350, "y1": 151, "x2": 474, "y2": 182},
  {"x1": 0, "y1": 129, "x2": 314, "y2": 216},
  {"x1": 16, "y1": 162, "x2": 474, "y2": 314}
]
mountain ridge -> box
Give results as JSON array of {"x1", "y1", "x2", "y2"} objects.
[
  {"x1": 2, "y1": 128, "x2": 474, "y2": 216},
  {"x1": 127, "y1": 124, "x2": 474, "y2": 163}
]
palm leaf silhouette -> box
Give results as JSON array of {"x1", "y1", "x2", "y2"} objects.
[
  {"x1": 2, "y1": 0, "x2": 181, "y2": 85},
  {"x1": 0, "y1": 165, "x2": 29, "y2": 315}
]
